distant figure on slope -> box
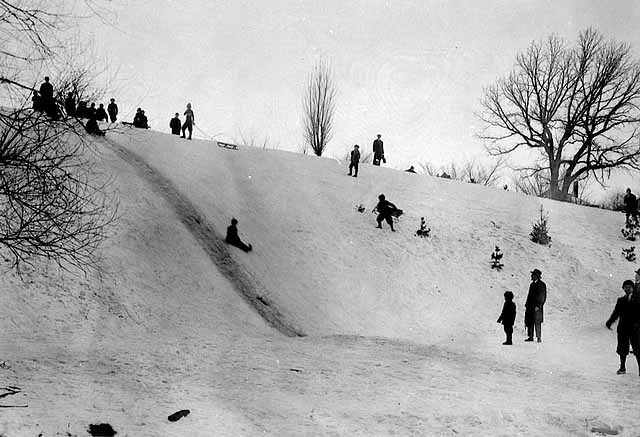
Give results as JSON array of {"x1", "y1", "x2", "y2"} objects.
[
  {"x1": 606, "y1": 279, "x2": 636, "y2": 374},
  {"x1": 225, "y1": 218, "x2": 252, "y2": 252},
  {"x1": 76, "y1": 101, "x2": 88, "y2": 118},
  {"x1": 497, "y1": 291, "x2": 516, "y2": 345},
  {"x1": 372, "y1": 134, "x2": 385, "y2": 166},
  {"x1": 96, "y1": 103, "x2": 108, "y2": 122},
  {"x1": 107, "y1": 98, "x2": 118, "y2": 123},
  {"x1": 170, "y1": 113, "x2": 182, "y2": 135},
  {"x1": 624, "y1": 188, "x2": 638, "y2": 225},
  {"x1": 373, "y1": 194, "x2": 397, "y2": 232},
  {"x1": 133, "y1": 108, "x2": 149, "y2": 128},
  {"x1": 524, "y1": 268, "x2": 546, "y2": 343},
  {"x1": 39, "y1": 76, "x2": 54, "y2": 116},
  {"x1": 32, "y1": 91, "x2": 42, "y2": 111},
  {"x1": 405, "y1": 165, "x2": 416, "y2": 173},
  {"x1": 348, "y1": 144, "x2": 360, "y2": 177},
  {"x1": 85, "y1": 116, "x2": 104, "y2": 136},
  {"x1": 181, "y1": 102, "x2": 195, "y2": 140},
  {"x1": 88, "y1": 102, "x2": 97, "y2": 120}
]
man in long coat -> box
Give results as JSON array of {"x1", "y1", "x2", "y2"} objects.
[
  {"x1": 525, "y1": 268, "x2": 547, "y2": 343},
  {"x1": 372, "y1": 134, "x2": 384, "y2": 166},
  {"x1": 607, "y1": 279, "x2": 637, "y2": 374}
]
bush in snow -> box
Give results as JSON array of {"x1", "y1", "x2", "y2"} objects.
[
  {"x1": 622, "y1": 246, "x2": 636, "y2": 262},
  {"x1": 530, "y1": 205, "x2": 551, "y2": 245},
  {"x1": 416, "y1": 217, "x2": 431, "y2": 237},
  {"x1": 490, "y1": 246, "x2": 504, "y2": 270},
  {"x1": 621, "y1": 221, "x2": 639, "y2": 241}
]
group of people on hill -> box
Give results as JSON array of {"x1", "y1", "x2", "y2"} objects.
[
  {"x1": 31, "y1": 76, "x2": 58, "y2": 118},
  {"x1": 169, "y1": 103, "x2": 195, "y2": 139},
  {"x1": 347, "y1": 134, "x2": 387, "y2": 177}
]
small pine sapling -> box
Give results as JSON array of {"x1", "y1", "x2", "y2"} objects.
[
  {"x1": 356, "y1": 204, "x2": 365, "y2": 213},
  {"x1": 622, "y1": 246, "x2": 636, "y2": 262},
  {"x1": 530, "y1": 205, "x2": 551, "y2": 245},
  {"x1": 416, "y1": 217, "x2": 431, "y2": 237},
  {"x1": 621, "y1": 221, "x2": 639, "y2": 241},
  {"x1": 490, "y1": 246, "x2": 504, "y2": 270}
]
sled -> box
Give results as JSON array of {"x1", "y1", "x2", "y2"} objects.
[{"x1": 217, "y1": 141, "x2": 239, "y2": 150}]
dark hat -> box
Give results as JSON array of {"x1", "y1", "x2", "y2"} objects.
[
  {"x1": 504, "y1": 290, "x2": 514, "y2": 299},
  {"x1": 531, "y1": 268, "x2": 542, "y2": 277},
  {"x1": 231, "y1": 218, "x2": 238, "y2": 225},
  {"x1": 354, "y1": 144, "x2": 359, "y2": 148},
  {"x1": 623, "y1": 279, "x2": 635, "y2": 288}
]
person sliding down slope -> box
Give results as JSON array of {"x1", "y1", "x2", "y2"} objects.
[{"x1": 225, "y1": 218, "x2": 252, "y2": 252}]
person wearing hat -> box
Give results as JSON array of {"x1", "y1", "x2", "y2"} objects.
[
  {"x1": 107, "y1": 98, "x2": 118, "y2": 123},
  {"x1": 225, "y1": 218, "x2": 252, "y2": 252},
  {"x1": 374, "y1": 194, "x2": 397, "y2": 232},
  {"x1": 170, "y1": 113, "x2": 182, "y2": 135},
  {"x1": 497, "y1": 291, "x2": 516, "y2": 345},
  {"x1": 348, "y1": 144, "x2": 360, "y2": 177},
  {"x1": 606, "y1": 279, "x2": 637, "y2": 374},
  {"x1": 372, "y1": 134, "x2": 385, "y2": 166},
  {"x1": 524, "y1": 268, "x2": 546, "y2": 342},
  {"x1": 181, "y1": 102, "x2": 195, "y2": 140}
]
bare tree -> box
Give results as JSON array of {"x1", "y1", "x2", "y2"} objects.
[
  {"x1": 302, "y1": 59, "x2": 337, "y2": 156},
  {"x1": 511, "y1": 169, "x2": 550, "y2": 197},
  {"x1": 0, "y1": 106, "x2": 116, "y2": 272},
  {"x1": 480, "y1": 28, "x2": 640, "y2": 201},
  {"x1": 418, "y1": 161, "x2": 439, "y2": 176},
  {"x1": 461, "y1": 158, "x2": 505, "y2": 186}
]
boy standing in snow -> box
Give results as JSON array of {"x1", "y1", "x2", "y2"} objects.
[
  {"x1": 181, "y1": 102, "x2": 195, "y2": 140},
  {"x1": 374, "y1": 194, "x2": 397, "y2": 232},
  {"x1": 348, "y1": 144, "x2": 360, "y2": 177},
  {"x1": 606, "y1": 279, "x2": 636, "y2": 374},
  {"x1": 497, "y1": 291, "x2": 516, "y2": 345},
  {"x1": 170, "y1": 113, "x2": 181, "y2": 135},
  {"x1": 107, "y1": 98, "x2": 118, "y2": 123}
]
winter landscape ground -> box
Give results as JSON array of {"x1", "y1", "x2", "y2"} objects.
[{"x1": 1, "y1": 126, "x2": 640, "y2": 436}]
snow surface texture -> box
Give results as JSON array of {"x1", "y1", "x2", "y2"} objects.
[{"x1": 1, "y1": 126, "x2": 639, "y2": 436}]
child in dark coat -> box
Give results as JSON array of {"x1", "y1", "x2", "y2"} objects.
[
  {"x1": 225, "y1": 218, "x2": 252, "y2": 252},
  {"x1": 497, "y1": 291, "x2": 516, "y2": 345}
]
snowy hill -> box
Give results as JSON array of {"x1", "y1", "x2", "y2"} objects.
[{"x1": 1, "y1": 126, "x2": 639, "y2": 436}]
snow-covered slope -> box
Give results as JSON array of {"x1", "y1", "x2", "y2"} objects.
[{"x1": 1, "y1": 126, "x2": 639, "y2": 436}]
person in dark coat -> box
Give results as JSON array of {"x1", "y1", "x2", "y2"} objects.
[
  {"x1": 524, "y1": 268, "x2": 547, "y2": 342},
  {"x1": 64, "y1": 92, "x2": 75, "y2": 117},
  {"x1": 39, "y1": 76, "x2": 58, "y2": 118},
  {"x1": 348, "y1": 144, "x2": 360, "y2": 177},
  {"x1": 372, "y1": 134, "x2": 385, "y2": 166},
  {"x1": 32, "y1": 91, "x2": 42, "y2": 111},
  {"x1": 85, "y1": 116, "x2": 104, "y2": 136},
  {"x1": 405, "y1": 165, "x2": 416, "y2": 173},
  {"x1": 225, "y1": 218, "x2": 252, "y2": 252},
  {"x1": 497, "y1": 291, "x2": 516, "y2": 345},
  {"x1": 181, "y1": 102, "x2": 195, "y2": 139},
  {"x1": 107, "y1": 98, "x2": 118, "y2": 123},
  {"x1": 374, "y1": 194, "x2": 397, "y2": 232},
  {"x1": 624, "y1": 188, "x2": 638, "y2": 225},
  {"x1": 133, "y1": 108, "x2": 149, "y2": 128},
  {"x1": 96, "y1": 103, "x2": 108, "y2": 122},
  {"x1": 607, "y1": 279, "x2": 637, "y2": 374},
  {"x1": 170, "y1": 113, "x2": 182, "y2": 135},
  {"x1": 76, "y1": 101, "x2": 88, "y2": 118},
  {"x1": 88, "y1": 103, "x2": 97, "y2": 119}
]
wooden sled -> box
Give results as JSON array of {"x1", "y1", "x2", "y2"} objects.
[{"x1": 217, "y1": 141, "x2": 239, "y2": 150}]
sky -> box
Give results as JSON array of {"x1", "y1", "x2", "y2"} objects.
[{"x1": 80, "y1": 0, "x2": 640, "y2": 195}]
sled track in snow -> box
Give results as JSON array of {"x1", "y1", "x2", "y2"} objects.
[{"x1": 106, "y1": 138, "x2": 304, "y2": 338}]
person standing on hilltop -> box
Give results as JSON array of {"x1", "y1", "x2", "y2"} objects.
[
  {"x1": 181, "y1": 102, "x2": 195, "y2": 140},
  {"x1": 524, "y1": 269, "x2": 546, "y2": 343},
  {"x1": 107, "y1": 98, "x2": 118, "y2": 123},
  {"x1": 348, "y1": 144, "x2": 360, "y2": 177},
  {"x1": 372, "y1": 134, "x2": 385, "y2": 166},
  {"x1": 624, "y1": 188, "x2": 638, "y2": 225},
  {"x1": 606, "y1": 279, "x2": 637, "y2": 374},
  {"x1": 170, "y1": 113, "x2": 182, "y2": 135}
]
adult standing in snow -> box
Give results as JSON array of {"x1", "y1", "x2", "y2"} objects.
[
  {"x1": 181, "y1": 102, "x2": 195, "y2": 140},
  {"x1": 170, "y1": 113, "x2": 181, "y2": 135},
  {"x1": 64, "y1": 92, "x2": 75, "y2": 117},
  {"x1": 225, "y1": 218, "x2": 252, "y2": 252},
  {"x1": 374, "y1": 194, "x2": 397, "y2": 232},
  {"x1": 107, "y1": 98, "x2": 118, "y2": 123},
  {"x1": 606, "y1": 279, "x2": 636, "y2": 374},
  {"x1": 348, "y1": 144, "x2": 360, "y2": 177},
  {"x1": 524, "y1": 268, "x2": 546, "y2": 343},
  {"x1": 372, "y1": 134, "x2": 385, "y2": 166},
  {"x1": 624, "y1": 188, "x2": 638, "y2": 225},
  {"x1": 96, "y1": 103, "x2": 108, "y2": 122}
]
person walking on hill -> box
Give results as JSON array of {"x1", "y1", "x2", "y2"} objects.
[
  {"x1": 372, "y1": 134, "x2": 385, "y2": 166},
  {"x1": 374, "y1": 194, "x2": 397, "y2": 232},
  {"x1": 225, "y1": 218, "x2": 252, "y2": 252},
  {"x1": 624, "y1": 188, "x2": 638, "y2": 225},
  {"x1": 170, "y1": 113, "x2": 182, "y2": 135},
  {"x1": 497, "y1": 291, "x2": 516, "y2": 345},
  {"x1": 348, "y1": 144, "x2": 360, "y2": 177},
  {"x1": 524, "y1": 268, "x2": 546, "y2": 343},
  {"x1": 107, "y1": 98, "x2": 118, "y2": 123},
  {"x1": 607, "y1": 279, "x2": 637, "y2": 374},
  {"x1": 181, "y1": 102, "x2": 195, "y2": 140}
]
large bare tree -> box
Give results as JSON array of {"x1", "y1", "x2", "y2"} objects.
[
  {"x1": 302, "y1": 59, "x2": 337, "y2": 156},
  {"x1": 480, "y1": 28, "x2": 640, "y2": 201}
]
